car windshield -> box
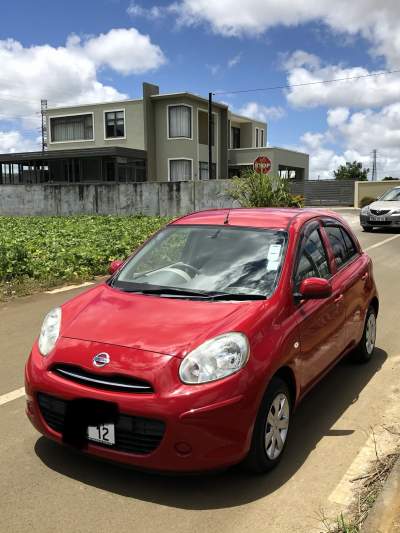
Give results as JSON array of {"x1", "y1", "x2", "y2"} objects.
[
  {"x1": 112, "y1": 225, "x2": 287, "y2": 299},
  {"x1": 379, "y1": 188, "x2": 400, "y2": 201}
]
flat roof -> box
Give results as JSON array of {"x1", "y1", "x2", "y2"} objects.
[
  {"x1": 150, "y1": 92, "x2": 228, "y2": 110},
  {"x1": 0, "y1": 147, "x2": 147, "y2": 162}
]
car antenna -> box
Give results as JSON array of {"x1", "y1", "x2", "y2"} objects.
[{"x1": 224, "y1": 210, "x2": 230, "y2": 224}]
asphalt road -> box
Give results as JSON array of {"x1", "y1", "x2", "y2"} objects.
[{"x1": 1, "y1": 212, "x2": 400, "y2": 533}]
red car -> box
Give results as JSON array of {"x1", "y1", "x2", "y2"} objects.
[{"x1": 25, "y1": 208, "x2": 378, "y2": 473}]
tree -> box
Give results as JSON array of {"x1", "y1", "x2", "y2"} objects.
[
  {"x1": 383, "y1": 176, "x2": 396, "y2": 181},
  {"x1": 334, "y1": 161, "x2": 369, "y2": 181},
  {"x1": 227, "y1": 170, "x2": 304, "y2": 208}
]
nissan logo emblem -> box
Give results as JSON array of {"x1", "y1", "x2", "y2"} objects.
[{"x1": 93, "y1": 352, "x2": 110, "y2": 368}]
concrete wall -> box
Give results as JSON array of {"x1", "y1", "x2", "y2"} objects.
[
  {"x1": 46, "y1": 100, "x2": 145, "y2": 151},
  {"x1": 0, "y1": 181, "x2": 236, "y2": 217},
  {"x1": 354, "y1": 180, "x2": 400, "y2": 207},
  {"x1": 0, "y1": 178, "x2": 355, "y2": 216}
]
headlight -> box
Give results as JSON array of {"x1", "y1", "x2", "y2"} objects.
[
  {"x1": 361, "y1": 206, "x2": 370, "y2": 214},
  {"x1": 179, "y1": 332, "x2": 249, "y2": 384},
  {"x1": 38, "y1": 307, "x2": 62, "y2": 356},
  {"x1": 391, "y1": 209, "x2": 400, "y2": 215}
]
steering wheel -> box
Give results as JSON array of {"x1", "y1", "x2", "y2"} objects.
[{"x1": 173, "y1": 262, "x2": 200, "y2": 277}]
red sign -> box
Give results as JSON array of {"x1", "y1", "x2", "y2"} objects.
[{"x1": 254, "y1": 156, "x2": 272, "y2": 174}]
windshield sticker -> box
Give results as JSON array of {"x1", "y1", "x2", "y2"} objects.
[
  {"x1": 267, "y1": 244, "x2": 282, "y2": 262},
  {"x1": 267, "y1": 260, "x2": 280, "y2": 271}
]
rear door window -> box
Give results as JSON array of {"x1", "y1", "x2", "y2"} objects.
[{"x1": 324, "y1": 226, "x2": 357, "y2": 269}]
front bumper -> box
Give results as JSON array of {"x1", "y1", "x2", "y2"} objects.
[
  {"x1": 360, "y1": 213, "x2": 400, "y2": 227},
  {"x1": 25, "y1": 338, "x2": 260, "y2": 472}
]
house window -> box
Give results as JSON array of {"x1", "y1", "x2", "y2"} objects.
[
  {"x1": 169, "y1": 159, "x2": 192, "y2": 181},
  {"x1": 260, "y1": 129, "x2": 265, "y2": 147},
  {"x1": 105, "y1": 110, "x2": 125, "y2": 138},
  {"x1": 255, "y1": 128, "x2": 259, "y2": 147},
  {"x1": 199, "y1": 161, "x2": 217, "y2": 180},
  {"x1": 50, "y1": 114, "x2": 93, "y2": 143},
  {"x1": 168, "y1": 105, "x2": 192, "y2": 138},
  {"x1": 231, "y1": 126, "x2": 240, "y2": 148}
]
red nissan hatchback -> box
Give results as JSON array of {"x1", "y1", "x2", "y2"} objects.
[{"x1": 25, "y1": 208, "x2": 378, "y2": 473}]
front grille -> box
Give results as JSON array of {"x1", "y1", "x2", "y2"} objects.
[
  {"x1": 37, "y1": 393, "x2": 165, "y2": 455},
  {"x1": 370, "y1": 209, "x2": 390, "y2": 216},
  {"x1": 51, "y1": 364, "x2": 153, "y2": 393}
]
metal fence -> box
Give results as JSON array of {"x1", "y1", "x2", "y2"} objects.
[{"x1": 290, "y1": 180, "x2": 354, "y2": 206}]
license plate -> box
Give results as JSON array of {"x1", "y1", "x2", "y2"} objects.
[
  {"x1": 370, "y1": 216, "x2": 387, "y2": 222},
  {"x1": 87, "y1": 423, "x2": 115, "y2": 445}
]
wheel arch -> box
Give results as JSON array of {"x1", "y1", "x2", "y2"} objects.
[
  {"x1": 370, "y1": 296, "x2": 379, "y2": 317},
  {"x1": 273, "y1": 366, "x2": 298, "y2": 408}
]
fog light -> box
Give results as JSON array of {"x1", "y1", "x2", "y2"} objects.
[{"x1": 174, "y1": 442, "x2": 192, "y2": 456}]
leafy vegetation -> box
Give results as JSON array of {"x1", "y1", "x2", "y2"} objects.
[
  {"x1": 227, "y1": 170, "x2": 304, "y2": 208},
  {"x1": 0, "y1": 215, "x2": 169, "y2": 296},
  {"x1": 334, "y1": 161, "x2": 369, "y2": 181},
  {"x1": 359, "y1": 196, "x2": 376, "y2": 208}
]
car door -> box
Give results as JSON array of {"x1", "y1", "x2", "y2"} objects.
[
  {"x1": 292, "y1": 221, "x2": 347, "y2": 392},
  {"x1": 322, "y1": 220, "x2": 370, "y2": 349}
]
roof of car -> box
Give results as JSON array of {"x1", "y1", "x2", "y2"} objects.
[{"x1": 171, "y1": 208, "x2": 342, "y2": 229}]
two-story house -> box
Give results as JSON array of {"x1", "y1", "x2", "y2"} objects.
[{"x1": 0, "y1": 83, "x2": 309, "y2": 184}]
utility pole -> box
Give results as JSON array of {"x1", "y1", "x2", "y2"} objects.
[
  {"x1": 371, "y1": 149, "x2": 377, "y2": 181},
  {"x1": 41, "y1": 99, "x2": 48, "y2": 152},
  {"x1": 208, "y1": 92, "x2": 213, "y2": 179}
]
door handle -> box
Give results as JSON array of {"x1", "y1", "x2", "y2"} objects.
[
  {"x1": 334, "y1": 294, "x2": 344, "y2": 303},
  {"x1": 361, "y1": 272, "x2": 369, "y2": 281}
]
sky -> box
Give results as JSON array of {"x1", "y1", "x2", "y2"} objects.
[{"x1": 1, "y1": 0, "x2": 400, "y2": 179}]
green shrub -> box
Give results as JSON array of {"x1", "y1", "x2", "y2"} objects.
[
  {"x1": 359, "y1": 196, "x2": 375, "y2": 208},
  {"x1": 228, "y1": 170, "x2": 305, "y2": 208}
]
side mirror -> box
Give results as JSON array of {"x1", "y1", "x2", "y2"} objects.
[
  {"x1": 108, "y1": 259, "x2": 124, "y2": 275},
  {"x1": 297, "y1": 277, "x2": 332, "y2": 300}
]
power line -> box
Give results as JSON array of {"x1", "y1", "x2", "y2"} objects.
[{"x1": 213, "y1": 68, "x2": 400, "y2": 95}]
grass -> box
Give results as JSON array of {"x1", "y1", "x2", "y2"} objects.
[
  {"x1": 320, "y1": 434, "x2": 400, "y2": 532},
  {"x1": 0, "y1": 215, "x2": 170, "y2": 301}
]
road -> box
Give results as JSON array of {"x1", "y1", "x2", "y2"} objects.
[{"x1": 1, "y1": 211, "x2": 400, "y2": 533}]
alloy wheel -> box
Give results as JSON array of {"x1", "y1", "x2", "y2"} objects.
[
  {"x1": 264, "y1": 393, "x2": 290, "y2": 460},
  {"x1": 365, "y1": 312, "x2": 376, "y2": 355}
]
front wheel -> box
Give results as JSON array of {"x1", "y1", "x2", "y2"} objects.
[
  {"x1": 352, "y1": 306, "x2": 377, "y2": 363},
  {"x1": 362, "y1": 225, "x2": 374, "y2": 232},
  {"x1": 243, "y1": 377, "x2": 291, "y2": 473}
]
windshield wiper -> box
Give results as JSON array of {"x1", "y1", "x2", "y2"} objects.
[
  {"x1": 120, "y1": 286, "x2": 266, "y2": 301},
  {"x1": 207, "y1": 292, "x2": 266, "y2": 301}
]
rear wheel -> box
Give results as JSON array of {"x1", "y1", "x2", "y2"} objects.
[
  {"x1": 244, "y1": 377, "x2": 291, "y2": 473},
  {"x1": 362, "y1": 225, "x2": 374, "y2": 232},
  {"x1": 352, "y1": 306, "x2": 377, "y2": 363}
]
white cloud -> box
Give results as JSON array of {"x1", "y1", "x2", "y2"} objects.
[
  {"x1": 127, "y1": 2, "x2": 168, "y2": 19},
  {"x1": 0, "y1": 29, "x2": 165, "y2": 125},
  {"x1": 0, "y1": 131, "x2": 39, "y2": 153},
  {"x1": 283, "y1": 52, "x2": 400, "y2": 109},
  {"x1": 327, "y1": 107, "x2": 350, "y2": 128},
  {"x1": 227, "y1": 53, "x2": 241, "y2": 68},
  {"x1": 298, "y1": 103, "x2": 400, "y2": 179},
  {"x1": 173, "y1": 1, "x2": 400, "y2": 68},
  {"x1": 82, "y1": 28, "x2": 165, "y2": 75},
  {"x1": 238, "y1": 102, "x2": 286, "y2": 122}
]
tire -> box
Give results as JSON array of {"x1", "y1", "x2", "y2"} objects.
[
  {"x1": 244, "y1": 377, "x2": 291, "y2": 473},
  {"x1": 352, "y1": 306, "x2": 377, "y2": 363},
  {"x1": 362, "y1": 225, "x2": 374, "y2": 232}
]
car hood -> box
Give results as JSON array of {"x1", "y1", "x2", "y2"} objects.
[
  {"x1": 61, "y1": 283, "x2": 264, "y2": 358},
  {"x1": 368, "y1": 200, "x2": 400, "y2": 211}
]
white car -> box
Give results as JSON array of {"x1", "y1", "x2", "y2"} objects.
[{"x1": 360, "y1": 186, "x2": 400, "y2": 231}]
